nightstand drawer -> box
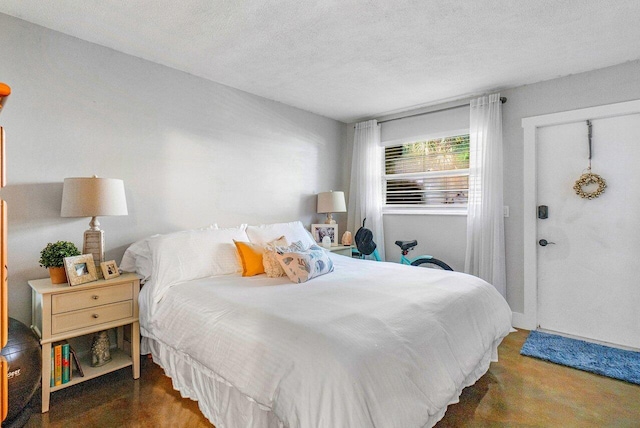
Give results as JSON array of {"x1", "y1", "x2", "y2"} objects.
[
  {"x1": 51, "y1": 301, "x2": 133, "y2": 335},
  {"x1": 51, "y1": 282, "x2": 134, "y2": 314}
]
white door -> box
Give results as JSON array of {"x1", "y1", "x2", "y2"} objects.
[{"x1": 536, "y1": 114, "x2": 640, "y2": 349}]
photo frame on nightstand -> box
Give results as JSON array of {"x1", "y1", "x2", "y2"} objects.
[
  {"x1": 100, "y1": 260, "x2": 120, "y2": 280},
  {"x1": 64, "y1": 254, "x2": 98, "y2": 286},
  {"x1": 311, "y1": 224, "x2": 338, "y2": 247}
]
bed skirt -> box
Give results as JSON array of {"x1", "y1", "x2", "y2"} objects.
[
  {"x1": 143, "y1": 336, "x2": 284, "y2": 428},
  {"x1": 142, "y1": 335, "x2": 502, "y2": 428}
]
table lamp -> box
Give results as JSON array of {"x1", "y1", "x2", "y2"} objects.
[
  {"x1": 317, "y1": 191, "x2": 346, "y2": 224},
  {"x1": 61, "y1": 176, "x2": 128, "y2": 266}
]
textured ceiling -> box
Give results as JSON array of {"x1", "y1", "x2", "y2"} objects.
[{"x1": 1, "y1": 1, "x2": 640, "y2": 123}]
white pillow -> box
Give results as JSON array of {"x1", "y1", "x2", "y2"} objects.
[
  {"x1": 148, "y1": 225, "x2": 248, "y2": 302},
  {"x1": 120, "y1": 224, "x2": 217, "y2": 282},
  {"x1": 120, "y1": 237, "x2": 154, "y2": 282},
  {"x1": 246, "y1": 221, "x2": 316, "y2": 248}
]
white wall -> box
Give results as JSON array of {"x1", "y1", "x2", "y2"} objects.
[
  {"x1": 0, "y1": 14, "x2": 347, "y2": 324},
  {"x1": 345, "y1": 59, "x2": 640, "y2": 314},
  {"x1": 381, "y1": 214, "x2": 466, "y2": 270}
]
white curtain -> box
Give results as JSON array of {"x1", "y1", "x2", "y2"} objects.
[
  {"x1": 465, "y1": 93, "x2": 506, "y2": 297},
  {"x1": 348, "y1": 120, "x2": 385, "y2": 261}
]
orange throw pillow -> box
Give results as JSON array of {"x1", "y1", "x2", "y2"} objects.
[{"x1": 234, "y1": 241, "x2": 265, "y2": 276}]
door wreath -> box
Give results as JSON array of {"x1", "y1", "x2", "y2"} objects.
[{"x1": 573, "y1": 172, "x2": 606, "y2": 199}]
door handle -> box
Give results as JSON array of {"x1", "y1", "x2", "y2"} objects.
[{"x1": 539, "y1": 239, "x2": 556, "y2": 246}]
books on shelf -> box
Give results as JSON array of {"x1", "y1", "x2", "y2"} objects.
[
  {"x1": 50, "y1": 341, "x2": 84, "y2": 386},
  {"x1": 53, "y1": 343, "x2": 62, "y2": 386},
  {"x1": 61, "y1": 343, "x2": 70, "y2": 383}
]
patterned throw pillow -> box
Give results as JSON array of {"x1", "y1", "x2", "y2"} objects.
[
  {"x1": 275, "y1": 244, "x2": 334, "y2": 283},
  {"x1": 262, "y1": 236, "x2": 294, "y2": 277}
]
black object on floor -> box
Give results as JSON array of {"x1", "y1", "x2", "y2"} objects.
[{"x1": 1, "y1": 318, "x2": 42, "y2": 427}]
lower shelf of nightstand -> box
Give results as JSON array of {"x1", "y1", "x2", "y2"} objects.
[{"x1": 50, "y1": 348, "x2": 133, "y2": 392}]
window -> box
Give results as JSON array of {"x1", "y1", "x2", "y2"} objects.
[{"x1": 383, "y1": 134, "x2": 470, "y2": 211}]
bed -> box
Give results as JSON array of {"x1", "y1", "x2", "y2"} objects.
[{"x1": 122, "y1": 222, "x2": 512, "y2": 428}]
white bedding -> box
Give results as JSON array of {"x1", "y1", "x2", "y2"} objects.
[{"x1": 139, "y1": 253, "x2": 512, "y2": 428}]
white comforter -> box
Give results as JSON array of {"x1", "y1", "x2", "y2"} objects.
[{"x1": 139, "y1": 254, "x2": 512, "y2": 427}]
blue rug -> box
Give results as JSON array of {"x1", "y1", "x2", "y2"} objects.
[{"x1": 520, "y1": 330, "x2": 640, "y2": 385}]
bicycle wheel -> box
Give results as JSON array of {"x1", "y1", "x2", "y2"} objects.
[{"x1": 410, "y1": 257, "x2": 453, "y2": 271}]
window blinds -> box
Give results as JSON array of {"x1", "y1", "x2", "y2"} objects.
[{"x1": 384, "y1": 135, "x2": 470, "y2": 207}]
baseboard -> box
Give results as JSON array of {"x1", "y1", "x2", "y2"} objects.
[{"x1": 511, "y1": 311, "x2": 533, "y2": 330}]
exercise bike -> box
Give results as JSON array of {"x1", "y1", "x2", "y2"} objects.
[{"x1": 353, "y1": 219, "x2": 453, "y2": 270}]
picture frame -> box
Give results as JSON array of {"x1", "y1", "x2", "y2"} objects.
[
  {"x1": 64, "y1": 254, "x2": 98, "y2": 286},
  {"x1": 100, "y1": 260, "x2": 120, "y2": 280},
  {"x1": 311, "y1": 224, "x2": 338, "y2": 247}
]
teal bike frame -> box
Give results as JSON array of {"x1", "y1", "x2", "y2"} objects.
[
  {"x1": 353, "y1": 244, "x2": 453, "y2": 271},
  {"x1": 363, "y1": 248, "x2": 436, "y2": 264}
]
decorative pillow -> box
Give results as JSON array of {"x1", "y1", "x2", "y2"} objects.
[
  {"x1": 263, "y1": 237, "x2": 302, "y2": 278},
  {"x1": 275, "y1": 244, "x2": 334, "y2": 283},
  {"x1": 234, "y1": 240, "x2": 265, "y2": 277},
  {"x1": 119, "y1": 237, "x2": 155, "y2": 282},
  {"x1": 246, "y1": 221, "x2": 316, "y2": 248},
  {"x1": 147, "y1": 225, "x2": 248, "y2": 302},
  {"x1": 120, "y1": 224, "x2": 217, "y2": 283}
]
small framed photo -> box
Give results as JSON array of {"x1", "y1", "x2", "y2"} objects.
[
  {"x1": 311, "y1": 224, "x2": 338, "y2": 247},
  {"x1": 100, "y1": 260, "x2": 120, "y2": 280},
  {"x1": 64, "y1": 254, "x2": 98, "y2": 286}
]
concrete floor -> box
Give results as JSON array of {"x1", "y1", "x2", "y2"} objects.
[{"x1": 22, "y1": 329, "x2": 640, "y2": 427}]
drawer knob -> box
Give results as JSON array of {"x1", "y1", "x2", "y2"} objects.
[
  {"x1": 92, "y1": 314, "x2": 99, "y2": 319},
  {"x1": 92, "y1": 295, "x2": 99, "y2": 300}
]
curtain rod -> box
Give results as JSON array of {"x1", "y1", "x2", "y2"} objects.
[{"x1": 362, "y1": 96, "x2": 507, "y2": 126}]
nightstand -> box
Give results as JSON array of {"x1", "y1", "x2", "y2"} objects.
[
  {"x1": 28, "y1": 273, "x2": 140, "y2": 413},
  {"x1": 328, "y1": 245, "x2": 353, "y2": 257}
]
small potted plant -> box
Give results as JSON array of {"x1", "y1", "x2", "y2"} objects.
[{"x1": 39, "y1": 241, "x2": 81, "y2": 284}]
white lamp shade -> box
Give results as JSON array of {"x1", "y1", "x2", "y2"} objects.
[
  {"x1": 61, "y1": 177, "x2": 128, "y2": 217},
  {"x1": 317, "y1": 191, "x2": 346, "y2": 214}
]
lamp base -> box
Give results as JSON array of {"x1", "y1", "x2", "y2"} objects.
[
  {"x1": 83, "y1": 229, "x2": 104, "y2": 279},
  {"x1": 324, "y1": 213, "x2": 337, "y2": 224}
]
